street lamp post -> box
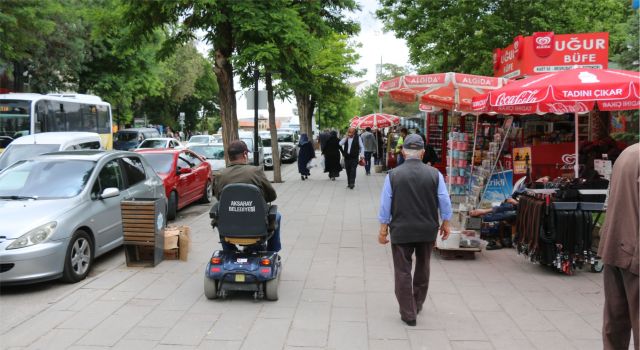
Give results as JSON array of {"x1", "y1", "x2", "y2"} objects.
[{"x1": 253, "y1": 68, "x2": 260, "y2": 166}]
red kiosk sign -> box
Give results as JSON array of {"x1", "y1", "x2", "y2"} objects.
[{"x1": 494, "y1": 32, "x2": 609, "y2": 79}]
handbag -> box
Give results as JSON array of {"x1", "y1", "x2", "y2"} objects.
[{"x1": 358, "y1": 158, "x2": 365, "y2": 166}]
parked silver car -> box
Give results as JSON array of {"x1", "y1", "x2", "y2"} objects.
[{"x1": 0, "y1": 151, "x2": 166, "y2": 284}]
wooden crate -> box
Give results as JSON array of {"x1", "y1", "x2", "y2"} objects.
[
  {"x1": 436, "y1": 247, "x2": 481, "y2": 260},
  {"x1": 121, "y1": 198, "x2": 165, "y2": 267}
]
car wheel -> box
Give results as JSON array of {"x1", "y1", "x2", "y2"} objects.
[
  {"x1": 200, "y1": 180, "x2": 213, "y2": 203},
  {"x1": 167, "y1": 191, "x2": 178, "y2": 220},
  {"x1": 62, "y1": 230, "x2": 93, "y2": 283},
  {"x1": 204, "y1": 275, "x2": 219, "y2": 299}
]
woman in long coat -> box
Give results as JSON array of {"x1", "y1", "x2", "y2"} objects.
[
  {"x1": 322, "y1": 131, "x2": 342, "y2": 180},
  {"x1": 297, "y1": 133, "x2": 315, "y2": 180}
]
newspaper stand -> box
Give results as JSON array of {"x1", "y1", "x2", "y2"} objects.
[{"x1": 121, "y1": 198, "x2": 165, "y2": 267}]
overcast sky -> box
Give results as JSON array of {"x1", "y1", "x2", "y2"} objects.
[{"x1": 351, "y1": 0, "x2": 410, "y2": 83}]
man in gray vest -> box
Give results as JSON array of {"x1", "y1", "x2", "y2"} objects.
[{"x1": 377, "y1": 134, "x2": 452, "y2": 326}]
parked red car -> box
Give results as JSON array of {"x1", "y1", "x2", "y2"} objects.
[{"x1": 136, "y1": 149, "x2": 213, "y2": 220}]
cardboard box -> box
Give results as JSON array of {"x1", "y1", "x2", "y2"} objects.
[{"x1": 164, "y1": 225, "x2": 191, "y2": 261}]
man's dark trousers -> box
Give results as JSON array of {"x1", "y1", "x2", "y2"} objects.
[
  {"x1": 391, "y1": 241, "x2": 434, "y2": 321},
  {"x1": 345, "y1": 158, "x2": 358, "y2": 187},
  {"x1": 364, "y1": 151, "x2": 373, "y2": 174}
]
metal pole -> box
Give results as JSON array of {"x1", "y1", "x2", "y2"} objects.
[
  {"x1": 379, "y1": 97, "x2": 382, "y2": 114},
  {"x1": 574, "y1": 108, "x2": 579, "y2": 178},
  {"x1": 253, "y1": 68, "x2": 259, "y2": 166}
]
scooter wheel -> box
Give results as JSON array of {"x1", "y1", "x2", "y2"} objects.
[
  {"x1": 590, "y1": 260, "x2": 604, "y2": 273},
  {"x1": 204, "y1": 276, "x2": 219, "y2": 299},
  {"x1": 265, "y1": 278, "x2": 278, "y2": 301}
]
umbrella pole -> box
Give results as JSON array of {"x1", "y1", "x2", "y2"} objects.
[
  {"x1": 574, "y1": 108, "x2": 579, "y2": 178},
  {"x1": 379, "y1": 97, "x2": 382, "y2": 114}
]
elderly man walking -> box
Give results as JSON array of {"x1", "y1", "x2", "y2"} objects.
[
  {"x1": 377, "y1": 134, "x2": 452, "y2": 326},
  {"x1": 598, "y1": 143, "x2": 639, "y2": 350}
]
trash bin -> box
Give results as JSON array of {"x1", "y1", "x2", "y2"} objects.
[{"x1": 121, "y1": 198, "x2": 165, "y2": 267}]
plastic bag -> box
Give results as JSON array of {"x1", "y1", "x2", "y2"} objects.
[
  {"x1": 319, "y1": 155, "x2": 325, "y2": 169},
  {"x1": 306, "y1": 159, "x2": 317, "y2": 169}
]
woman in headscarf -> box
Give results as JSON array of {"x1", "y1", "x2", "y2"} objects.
[
  {"x1": 322, "y1": 131, "x2": 342, "y2": 180},
  {"x1": 297, "y1": 133, "x2": 315, "y2": 180}
]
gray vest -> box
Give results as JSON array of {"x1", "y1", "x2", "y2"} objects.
[{"x1": 389, "y1": 159, "x2": 441, "y2": 244}]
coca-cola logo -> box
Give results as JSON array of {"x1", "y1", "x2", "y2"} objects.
[
  {"x1": 494, "y1": 90, "x2": 540, "y2": 106},
  {"x1": 561, "y1": 154, "x2": 576, "y2": 165},
  {"x1": 545, "y1": 102, "x2": 590, "y2": 114},
  {"x1": 533, "y1": 32, "x2": 554, "y2": 58}
]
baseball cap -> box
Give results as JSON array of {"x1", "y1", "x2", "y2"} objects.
[{"x1": 403, "y1": 134, "x2": 424, "y2": 150}]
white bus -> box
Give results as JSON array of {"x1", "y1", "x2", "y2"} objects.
[{"x1": 0, "y1": 93, "x2": 113, "y2": 151}]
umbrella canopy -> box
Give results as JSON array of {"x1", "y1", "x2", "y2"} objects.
[
  {"x1": 472, "y1": 68, "x2": 640, "y2": 114},
  {"x1": 379, "y1": 72, "x2": 507, "y2": 112},
  {"x1": 350, "y1": 113, "x2": 401, "y2": 129},
  {"x1": 471, "y1": 68, "x2": 640, "y2": 178}
]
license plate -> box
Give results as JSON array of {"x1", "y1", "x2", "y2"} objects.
[
  {"x1": 235, "y1": 274, "x2": 245, "y2": 282},
  {"x1": 237, "y1": 258, "x2": 248, "y2": 263}
]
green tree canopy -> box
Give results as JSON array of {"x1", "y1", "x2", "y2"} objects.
[{"x1": 377, "y1": 0, "x2": 635, "y2": 75}]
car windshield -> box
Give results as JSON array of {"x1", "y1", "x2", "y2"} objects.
[
  {"x1": 189, "y1": 145, "x2": 224, "y2": 159},
  {"x1": 139, "y1": 139, "x2": 167, "y2": 148},
  {"x1": 189, "y1": 136, "x2": 209, "y2": 144},
  {"x1": 116, "y1": 131, "x2": 138, "y2": 142},
  {"x1": 0, "y1": 144, "x2": 60, "y2": 170},
  {"x1": 277, "y1": 134, "x2": 294, "y2": 143},
  {"x1": 0, "y1": 159, "x2": 94, "y2": 199},
  {"x1": 261, "y1": 138, "x2": 272, "y2": 147},
  {"x1": 138, "y1": 153, "x2": 174, "y2": 174}
]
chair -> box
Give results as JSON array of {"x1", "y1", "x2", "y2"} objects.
[{"x1": 210, "y1": 183, "x2": 277, "y2": 251}]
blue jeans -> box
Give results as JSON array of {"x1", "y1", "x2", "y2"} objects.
[
  {"x1": 364, "y1": 151, "x2": 373, "y2": 174},
  {"x1": 220, "y1": 212, "x2": 282, "y2": 252},
  {"x1": 397, "y1": 153, "x2": 405, "y2": 166},
  {"x1": 483, "y1": 203, "x2": 516, "y2": 222}
]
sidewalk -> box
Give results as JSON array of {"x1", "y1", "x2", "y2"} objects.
[{"x1": 0, "y1": 160, "x2": 608, "y2": 349}]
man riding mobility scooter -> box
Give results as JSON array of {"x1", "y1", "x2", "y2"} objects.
[{"x1": 205, "y1": 183, "x2": 281, "y2": 300}]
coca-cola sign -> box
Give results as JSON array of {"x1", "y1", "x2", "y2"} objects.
[
  {"x1": 494, "y1": 90, "x2": 541, "y2": 106},
  {"x1": 533, "y1": 32, "x2": 554, "y2": 57}
]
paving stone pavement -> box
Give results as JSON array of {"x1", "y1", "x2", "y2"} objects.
[{"x1": 0, "y1": 158, "x2": 614, "y2": 349}]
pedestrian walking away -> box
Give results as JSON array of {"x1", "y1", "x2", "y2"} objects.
[
  {"x1": 374, "y1": 128, "x2": 384, "y2": 166},
  {"x1": 377, "y1": 134, "x2": 452, "y2": 326},
  {"x1": 597, "y1": 143, "x2": 639, "y2": 350},
  {"x1": 339, "y1": 127, "x2": 364, "y2": 189},
  {"x1": 214, "y1": 140, "x2": 282, "y2": 252},
  {"x1": 297, "y1": 133, "x2": 316, "y2": 181},
  {"x1": 361, "y1": 127, "x2": 378, "y2": 175},
  {"x1": 323, "y1": 130, "x2": 343, "y2": 180},
  {"x1": 395, "y1": 128, "x2": 408, "y2": 166}
]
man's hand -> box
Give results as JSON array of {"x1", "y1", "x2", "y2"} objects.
[
  {"x1": 439, "y1": 221, "x2": 451, "y2": 240},
  {"x1": 378, "y1": 225, "x2": 389, "y2": 245}
]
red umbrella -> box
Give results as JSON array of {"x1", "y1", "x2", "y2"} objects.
[
  {"x1": 379, "y1": 72, "x2": 507, "y2": 112},
  {"x1": 471, "y1": 68, "x2": 640, "y2": 177},
  {"x1": 350, "y1": 113, "x2": 401, "y2": 129},
  {"x1": 472, "y1": 68, "x2": 640, "y2": 114}
]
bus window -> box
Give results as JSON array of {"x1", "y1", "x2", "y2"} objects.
[
  {"x1": 81, "y1": 104, "x2": 98, "y2": 133},
  {"x1": 35, "y1": 100, "x2": 55, "y2": 133},
  {"x1": 0, "y1": 100, "x2": 30, "y2": 139},
  {"x1": 65, "y1": 102, "x2": 82, "y2": 131},
  {"x1": 54, "y1": 103, "x2": 66, "y2": 131},
  {"x1": 97, "y1": 105, "x2": 110, "y2": 134}
]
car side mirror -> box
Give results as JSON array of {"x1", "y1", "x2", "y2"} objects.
[
  {"x1": 178, "y1": 167, "x2": 192, "y2": 175},
  {"x1": 100, "y1": 187, "x2": 120, "y2": 199}
]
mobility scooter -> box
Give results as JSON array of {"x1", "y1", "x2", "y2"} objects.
[{"x1": 205, "y1": 183, "x2": 281, "y2": 300}]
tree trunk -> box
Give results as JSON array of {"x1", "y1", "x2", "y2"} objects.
[
  {"x1": 295, "y1": 91, "x2": 315, "y2": 137},
  {"x1": 266, "y1": 72, "x2": 282, "y2": 183},
  {"x1": 213, "y1": 22, "x2": 238, "y2": 165}
]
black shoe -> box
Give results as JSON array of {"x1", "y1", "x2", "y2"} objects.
[
  {"x1": 301, "y1": 175, "x2": 305, "y2": 180},
  {"x1": 331, "y1": 177, "x2": 336, "y2": 181},
  {"x1": 349, "y1": 185, "x2": 354, "y2": 189},
  {"x1": 401, "y1": 318, "x2": 416, "y2": 326}
]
